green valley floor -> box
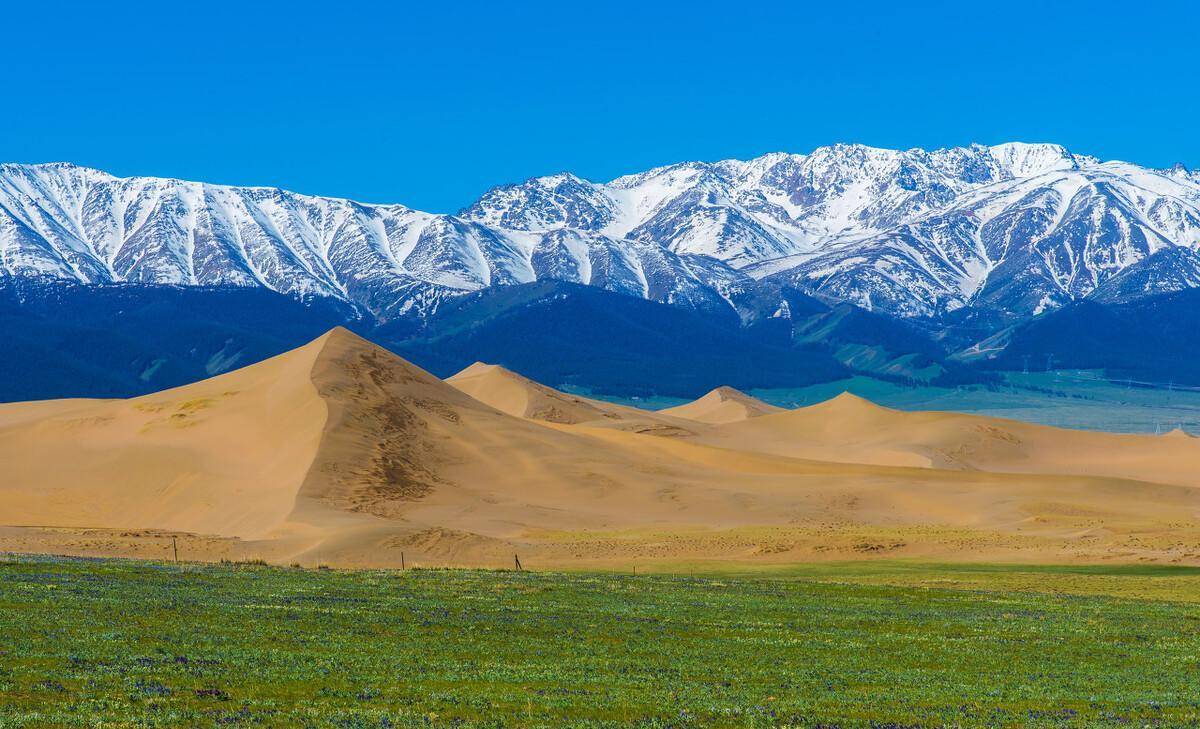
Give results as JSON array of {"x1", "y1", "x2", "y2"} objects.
[{"x1": 1, "y1": 556, "x2": 1198, "y2": 727}]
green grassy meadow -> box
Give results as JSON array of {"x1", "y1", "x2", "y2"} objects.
[
  {"x1": 743, "y1": 371, "x2": 1200, "y2": 435},
  {"x1": 2, "y1": 556, "x2": 1199, "y2": 727},
  {"x1": 580, "y1": 370, "x2": 1200, "y2": 435}
]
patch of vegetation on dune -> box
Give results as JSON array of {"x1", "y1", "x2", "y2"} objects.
[{"x1": 0, "y1": 556, "x2": 1198, "y2": 727}]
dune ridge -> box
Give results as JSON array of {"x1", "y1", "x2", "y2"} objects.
[
  {"x1": 2, "y1": 328, "x2": 1200, "y2": 568},
  {"x1": 447, "y1": 362, "x2": 635, "y2": 424},
  {"x1": 446, "y1": 361, "x2": 701, "y2": 436}
]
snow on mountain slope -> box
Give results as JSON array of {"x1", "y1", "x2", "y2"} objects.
[
  {"x1": 0, "y1": 163, "x2": 757, "y2": 320},
  {"x1": 759, "y1": 155, "x2": 1200, "y2": 317},
  {"x1": 4, "y1": 143, "x2": 1200, "y2": 323},
  {"x1": 468, "y1": 141, "x2": 1200, "y2": 319}
]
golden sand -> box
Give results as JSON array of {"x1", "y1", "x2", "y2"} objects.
[{"x1": 2, "y1": 328, "x2": 1198, "y2": 569}]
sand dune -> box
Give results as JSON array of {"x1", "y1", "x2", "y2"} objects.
[
  {"x1": 660, "y1": 386, "x2": 783, "y2": 424},
  {"x1": 0, "y1": 335, "x2": 329, "y2": 539},
  {"x1": 446, "y1": 361, "x2": 701, "y2": 436},
  {"x1": 2, "y1": 329, "x2": 1200, "y2": 569},
  {"x1": 692, "y1": 392, "x2": 1200, "y2": 489},
  {"x1": 447, "y1": 362, "x2": 640, "y2": 424}
]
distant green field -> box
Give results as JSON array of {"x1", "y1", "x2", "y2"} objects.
[
  {"x1": 584, "y1": 370, "x2": 1200, "y2": 434},
  {"x1": 747, "y1": 371, "x2": 1200, "y2": 434},
  {"x1": 2, "y1": 557, "x2": 1199, "y2": 727}
]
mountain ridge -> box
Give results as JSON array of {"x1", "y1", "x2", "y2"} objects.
[{"x1": 5, "y1": 142, "x2": 1200, "y2": 326}]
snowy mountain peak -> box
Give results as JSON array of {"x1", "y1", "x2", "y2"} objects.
[
  {"x1": 987, "y1": 142, "x2": 1080, "y2": 177},
  {"x1": 1166, "y1": 161, "x2": 1193, "y2": 179}
]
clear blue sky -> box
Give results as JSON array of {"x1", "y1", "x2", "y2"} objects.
[{"x1": 4, "y1": 1, "x2": 1197, "y2": 212}]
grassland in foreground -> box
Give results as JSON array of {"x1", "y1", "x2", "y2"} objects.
[{"x1": 1, "y1": 557, "x2": 1199, "y2": 727}]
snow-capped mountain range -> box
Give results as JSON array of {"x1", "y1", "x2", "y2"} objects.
[{"x1": 3, "y1": 142, "x2": 1199, "y2": 323}]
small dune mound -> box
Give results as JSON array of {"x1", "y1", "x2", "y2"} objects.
[
  {"x1": 804, "y1": 391, "x2": 898, "y2": 418},
  {"x1": 1162, "y1": 427, "x2": 1196, "y2": 439},
  {"x1": 660, "y1": 386, "x2": 783, "y2": 424}
]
